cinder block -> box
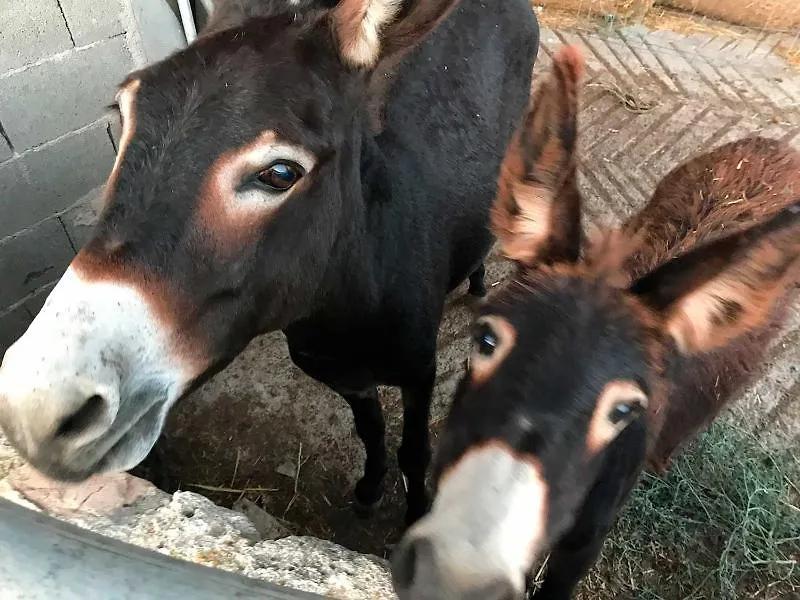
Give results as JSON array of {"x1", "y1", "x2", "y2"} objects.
[
  {"x1": 0, "y1": 305, "x2": 32, "y2": 355},
  {"x1": 129, "y1": 0, "x2": 186, "y2": 64},
  {"x1": 23, "y1": 281, "x2": 56, "y2": 319},
  {"x1": 0, "y1": 36, "x2": 133, "y2": 150},
  {"x1": 0, "y1": 1, "x2": 73, "y2": 72},
  {"x1": 0, "y1": 217, "x2": 75, "y2": 310},
  {"x1": 61, "y1": 185, "x2": 104, "y2": 250},
  {"x1": 58, "y1": 0, "x2": 125, "y2": 47},
  {"x1": 0, "y1": 135, "x2": 11, "y2": 162},
  {"x1": 0, "y1": 122, "x2": 114, "y2": 239},
  {"x1": 0, "y1": 161, "x2": 33, "y2": 237},
  {"x1": 107, "y1": 117, "x2": 122, "y2": 151}
]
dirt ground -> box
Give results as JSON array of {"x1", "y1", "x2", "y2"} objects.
[{"x1": 536, "y1": 0, "x2": 800, "y2": 30}]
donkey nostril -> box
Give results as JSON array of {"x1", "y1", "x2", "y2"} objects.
[
  {"x1": 391, "y1": 537, "x2": 428, "y2": 591},
  {"x1": 55, "y1": 394, "x2": 108, "y2": 439},
  {"x1": 469, "y1": 577, "x2": 521, "y2": 600}
]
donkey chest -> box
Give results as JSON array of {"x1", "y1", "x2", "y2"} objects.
[{"x1": 284, "y1": 319, "x2": 429, "y2": 394}]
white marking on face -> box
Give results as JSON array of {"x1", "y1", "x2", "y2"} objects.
[
  {"x1": 586, "y1": 380, "x2": 648, "y2": 454},
  {"x1": 471, "y1": 315, "x2": 517, "y2": 385},
  {"x1": 202, "y1": 130, "x2": 317, "y2": 224},
  {"x1": 403, "y1": 443, "x2": 548, "y2": 594},
  {"x1": 0, "y1": 267, "x2": 192, "y2": 477}
]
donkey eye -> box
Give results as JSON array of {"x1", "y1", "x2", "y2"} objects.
[
  {"x1": 256, "y1": 161, "x2": 305, "y2": 191},
  {"x1": 468, "y1": 316, "x2": 516, "y2": 385},
  {"x1": 473, "y1": 325, "x2": 498, "y2": 356},
  {"x1": 608, "y1": 400, "x2": 644, "y2": 425}
]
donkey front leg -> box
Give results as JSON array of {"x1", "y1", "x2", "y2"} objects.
[
  {"x1": 468, "y1": 262, "x2": 487, "y2": 297},
  {"x1": 398, "y1": 366, "x2": 436, "y2": 526},
  {"x1": 343, "y1": 387, "x2": 389, "y2": 516}
]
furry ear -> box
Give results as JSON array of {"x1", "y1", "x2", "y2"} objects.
[
  {"x1": 630, "y1": 201, "x2": 800, "y2": 354},
  {"x1": 330, "y1": 0, "x2": 402, "y2": 67},
  {"x1": 491, "y1": 45, "x2": 585, "y2": 266},
  {"x1": 330, "y1": 0, "x2": 458, "y2": 68}
]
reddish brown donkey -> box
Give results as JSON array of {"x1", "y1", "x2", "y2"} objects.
[{"x1": 391, "y1": 46, "x2": 800, "y2": 600}]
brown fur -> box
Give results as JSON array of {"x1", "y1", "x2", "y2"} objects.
[
  {"x1": 71, "y1": 248, "x2": 211, "y2": 378},
  {"x1": 619, "y1": 137, "x2": 800, "y2": 280},
  {"x1": 492, "y1": 46, "x2": 584, "y2": 265},
  {"x1": 647, "y1": 298, "x2": 789, "y2": 471},
  {"x1": 592, "y1": 139, "x2": 800, "y2": 468}
]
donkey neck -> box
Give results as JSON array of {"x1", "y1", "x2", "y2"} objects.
[{"x1": 303, "y1": 128, "x2": 400, "y2": 321}]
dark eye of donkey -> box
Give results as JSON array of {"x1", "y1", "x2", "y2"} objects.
[
  {"x1": 609, "y1": 401, "x2": 644, "y2": 425},
  {"x1": 473, "y1": 324, "x2": 498, "y2": 356},
  {"x1": 256, "y1": 161, "x2": 305, "y2": 191}
]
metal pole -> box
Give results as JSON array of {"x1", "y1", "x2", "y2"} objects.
[
  {"x1": 177, "y1": 0, "x2": 198, "y2": 43},
  {"x1": 0, "y1": 498, "x2": 326, "y2": 600}
]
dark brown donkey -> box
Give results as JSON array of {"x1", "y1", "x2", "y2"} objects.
[
  {"x1": 0, "y1": 0, "x2": 540, "y2": 525},
  {"x1": 391, "y1": 46, "x2": 800, "y2": 599}
]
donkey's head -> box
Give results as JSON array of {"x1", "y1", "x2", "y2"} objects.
[
  {"x1": 0, "y1": 0, "x2": 459, "y2": 482},
  {"x1": 392, "y1": 46, "x2": 800, "y2": 600}
]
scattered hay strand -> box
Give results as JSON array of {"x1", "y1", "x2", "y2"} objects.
[{"x1": 187, "y1": 483, "x2": 279, "y2": 494}]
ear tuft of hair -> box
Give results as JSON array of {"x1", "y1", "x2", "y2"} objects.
[
  {"x1": 631, "y1": 200, "x2": 800, "y2": 354},
  {"x1": 491, "y1": 45, "x2": 586, "y2": 266},
  {"x1": 331, "y1": 0, "x2": 403, "y2": 68},
  {"x1": 553, "y1": 44, "x2": 586, "y2": 85}
]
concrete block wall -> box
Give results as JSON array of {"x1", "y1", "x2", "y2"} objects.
[{"x1": 0, "y1": 0, "x2": 187, "y2": 352}]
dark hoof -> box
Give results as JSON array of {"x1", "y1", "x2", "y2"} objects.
[
  {"x1": 353, "y1": 494, "x2": 384, "y2": 519},
  {"x1": 403, "y1": 503, "x2": 429, "y2": 527},
  {"x1": 382, "y1": 542, "x2": 399, "y2": 560},
  {"x1": 468, "y1": 263, "x2": 487, "y2": 298},
  {"x1": 468, "y1": 284, "x2": 487, "y2": 298}
]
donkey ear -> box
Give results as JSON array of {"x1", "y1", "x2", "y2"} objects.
[
  {"x1": 491, "y1": 45, "x2": 585, "y2": 266},
  {"x1": 330, "y1": 0, "x2": 458, "y2": 68},
  {"x1": 630, "y1": 202, "x2": 800, "y2": 354}
]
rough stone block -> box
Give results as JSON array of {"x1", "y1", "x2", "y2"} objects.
[
  {"x1": 0, "y1": 218, "x2": 74, "y2": 310},
  {"x1": 0, "y1": 305, "x2": 31, "y2": 355},
  {"x1": 0, "y1": 123, "x2": 114, "y2": 239},
  {"x1": 0, "y1": 1, "x2": 73, "y2": 72},
  {"x1": 0, "y1": 36, "x2": 133, "y2": 150},
  {"x1": 58, "y1": 0, "x2": 125, "y2": 47}
]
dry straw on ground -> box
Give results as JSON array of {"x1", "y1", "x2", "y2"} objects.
[{"x1": 537, "y1": 0, "x2": 800, "y2": 30}]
